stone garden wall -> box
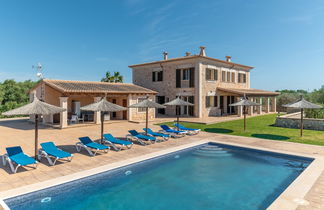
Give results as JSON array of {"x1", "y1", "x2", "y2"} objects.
[{"x1": 275, "y1": 113, "x2": 324, "y2": 131}]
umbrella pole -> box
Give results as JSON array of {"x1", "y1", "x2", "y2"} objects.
[
  {"x1": 145, "y1": 107, "x2": 148, "y2": 135},
  {"x1": 176, "y1": 106, "x2": 180, "y2": 131},
  {"x1": 35, "y1": 114, "x2": 39, "y2": 159},
  {"x1": 101, "y1": 112, "x2": 104, "y2": 144},
  {"x1": 243, "y1": 106, "x2": 246, "y2": 131},
  {"x1": 301, "y1": 108, "x2": 304, "y2": 137}
]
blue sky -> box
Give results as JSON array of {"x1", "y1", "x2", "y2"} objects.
[{"x1": 0, "y1": 0, "x2": 323, "y2": 91}]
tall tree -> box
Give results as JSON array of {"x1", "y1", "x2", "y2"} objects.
[{"x1": 101, "y1": 71, "x2": 123, "y2": 83}]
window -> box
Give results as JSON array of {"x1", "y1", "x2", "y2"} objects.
[
  {"x1": 231, "y1": 72, "x2": 235, "y2": 83},
  {"x1": 152, "y1": 71, "x2": 163, "y2": 82},
  {"x1": 238, "y1": 73, "x2": 247, "y2": 83},
  {"x1": 222, "y1": 71, "x2": 226, "y2": 82},
  {"x1": 206, "y1": 68, "x2": 218, "y2": 81},
  {"x1": 137, "y1": 98, "x2": 146, "y2": 112},
  {"x1": 227, "y1": 72, "x2": 231, "y2": 82},
  {"x1": 182, "y1": 69, "x2": 189, "y2": 80}
]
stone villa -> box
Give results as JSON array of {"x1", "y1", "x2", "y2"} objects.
[
  {"x1": 30, "y1": 46, "x2": 279, "y2": 128},
  {"x1": 130, "y1": 46, "x2": 279, "y2": 118}
]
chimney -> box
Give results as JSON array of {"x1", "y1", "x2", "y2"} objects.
[
  {"x1": 225, "y1": 56, "x2": 232, "y2": 62},
  {"x1": 199, "y1": 46, "x2": 206, "y2": 56},
  {"x1": 163, "y1": 52, "x2": 168, "y2": 60},
  {"x1": 185, "y1": 52, "x2": 191, "y2": 56}
]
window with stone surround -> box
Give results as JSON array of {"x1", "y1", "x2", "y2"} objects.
[
  {"x1": 238, "y1": 73, "x2": 247, "y2": 83},
  {"x1": 137, "y1": 98, "x2": 146, "y2": 112},
  {"x1": 206, "y1": 68, "x2": 218, "y2": 81},
  {"x1": 152, "y1": 71, "x2": 163, "y2": 82}
]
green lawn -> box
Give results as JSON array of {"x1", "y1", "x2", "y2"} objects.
[{"x1": 160, "y1": 114, "x2": 324, "y2": 146}]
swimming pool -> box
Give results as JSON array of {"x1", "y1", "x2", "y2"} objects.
[{"x1": 5, "y1": 142, "x2": 313, "y2": 210}]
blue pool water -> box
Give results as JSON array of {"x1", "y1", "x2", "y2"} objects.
[{"x1": 5, "y1": 143, "x2": 312, "y2": 210}]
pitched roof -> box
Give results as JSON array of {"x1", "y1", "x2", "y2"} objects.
[
  {"x1": 217, "y1": 87, "x2": 280, "y2": 97},
  {"x1": 129, "y1": 55, "x2": 253, "y2": 70},
  {"x1": 31, "y1": 79, "x2": 157, "y2": 94}
]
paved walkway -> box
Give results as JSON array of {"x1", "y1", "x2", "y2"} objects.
[{"x1": 0, "y1": 118, "x2": 323, "y2": 209}]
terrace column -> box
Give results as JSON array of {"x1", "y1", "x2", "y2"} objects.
[
  {"x1": 127, "y1": 94, "x2": 133, "y2": 121},
  {"x1": 265, "y1": 97, "x2": 270, "y2": 113},
  {"x1": 223, "y1": 96, "x2": 228, "y2": 115},
  {"x1": 256, "y1": 97, "x2": 262, "y2": 115},
  {"x1": 248, "y1": 97, "x2": 254, "y2": 116},
  {"x1": 59, "y1": 97, "x2": 68, "y2": 128},
  {"x1": 236, "y1": 97, "x2": 243, "y2": 117},
  {"x1": 271, "y1": 97, "x2": 277, "y2": 112},
  {"x1": 94, "y1": 97, "x2": 101, "y2": 124}
]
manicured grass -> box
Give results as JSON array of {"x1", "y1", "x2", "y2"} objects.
[{"x1": 159, "y1": 114, "x2": 324, "y2": 146}]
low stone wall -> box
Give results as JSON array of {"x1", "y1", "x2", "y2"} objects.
[{"x1": 275, "y1": 113, "x2": 324, "y2": 131}]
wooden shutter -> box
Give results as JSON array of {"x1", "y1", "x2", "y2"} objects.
[
  {"x1": 189, "y1": 68, "x2": 195, "y2": 87},
  {"x1": 243, "y1": 74, "x2": 247, "y2": 83},
  {"x1": 176, "y1": 69, "x2": 181, "y2": 88},
  {"x1": 205, "y1": 96, "x2": 210, "y2": 107},
  {"x1": 188, "y1": 96, "x2": 194, "y2": 116},
  {"x1": 158, "y1": 71, "x2": 163, "y2": 81},
  {"x1": 214, "y1": 70, "x2": 218, "y2": 81},
  {"x1": 152, "y1": 72, "x2": 156, "y2": 82}
]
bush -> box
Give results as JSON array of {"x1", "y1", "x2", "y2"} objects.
[{"x1": 305, "y1": 108, "x2": 324, "y2": 119}]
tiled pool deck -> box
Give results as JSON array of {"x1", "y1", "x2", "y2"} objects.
[{"x1": 0, "y1": 119, "x2": 323, "y2": 209}]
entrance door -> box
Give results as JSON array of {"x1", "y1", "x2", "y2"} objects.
[
  {"x1": 156, "y1": 96, "x2": 165, "y2": 114},
  {"x1": 122, "y1": 99, "x2": 127, "y2": 120},
  {"x1": 181, "y1": 96, "x2": 194, "y2": 116}
]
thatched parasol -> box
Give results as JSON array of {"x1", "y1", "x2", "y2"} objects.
[
  {"x1": 2, "y1": 95, "x2": 66, "y2": 158},
  {"x1": 80, "y1": 97, "x2": 126, "y2": 143},
  {"x1": 129, "y1": 98, "x2": 166, "y2": 135},
  {"x1": 283, "y1": 96, "x2": 322, "y2": 136},
  {"x1": 229, "y1": 97, "x2": 261, "y2": 131},
  {"x1": 163, "y1": 97, "x2": 194, "y2": 130}
]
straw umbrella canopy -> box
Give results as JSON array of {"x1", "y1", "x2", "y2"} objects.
[
  {"x1": 129, "y1": 98, "x2": 166, "y2": 135},
  {"x1": 80, "y1": 97, "x2": 126, "y2": 143},
  {"x1": 229, "y1": 97, "x2": 261, "y2": 131},
  {"x1": 163, "y1": 97, "x2": 194, "y2": 130},
  {"x1": 283, "y1": 96, "x2": 322, "y2": 137},
  {"x1": 2, "y1": 95, "x2": 66, "y2": 158}
]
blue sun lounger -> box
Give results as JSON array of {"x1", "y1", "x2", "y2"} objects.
[
  {"x1": 160, "y1": 125, "x2": 187, "y2": 137},
  {"x1": 103, "y1": 134, "x2": 133, "y2": 151},
  {"x1": 2, "y1": 146, "x2": 38, "y2": 173},
  {"x1": 126, "y1": 130, "x2": 157, "y2": 145},
  {"x1": 143, "y1": 128, "x2": 170, "y2": 141},
  {"x1": 76, "y1": 137, "x2": 109, "y2": 156},
  {"x1": 38, "y1": 142, "x2": 73, "y2": 165},
  {"x1": 174, "y1": 123, "x2": 201, "y2": 134}
]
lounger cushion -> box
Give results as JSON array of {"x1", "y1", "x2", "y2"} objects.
[
  {"x1": 41, "y1": 142, "x2": 72, "y2": 159},
  {"x1": 174, "y1": 124, "x2": 200, "y2": 131},
  {"x1": 144, "y1": 128, "x2": 169, "y2": 137},
  {"x1": 128, "y1": 130, "x2": 156, "y2": 141},
  {"x1": 79, "y1": 137, "x2": 109, "y2": 150},
  {"x1": 103, "y1": 134, "x2": 133, "y2": 146},
  {"x1": 160, "y1": 125, "x2": 186, "y2": 134}
]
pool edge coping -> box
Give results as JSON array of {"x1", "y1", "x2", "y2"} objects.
[{"x1": 1, "y1": 138, "x2": 322, "y2": 210}]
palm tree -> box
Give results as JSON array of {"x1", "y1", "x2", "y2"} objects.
[
  {"x1": 101, "y1": 71, "x2": 124, "y2": 83},
  {"x1": 112, "y1": 72, "x2": 123, "y2": 83}
]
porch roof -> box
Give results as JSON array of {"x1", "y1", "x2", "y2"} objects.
[
  {"x1": 217, "y1": 87, "x2": 280, "y2": 97},
  {"x1": 31, "y1": 79, "x2": 157, "y2": 95}
]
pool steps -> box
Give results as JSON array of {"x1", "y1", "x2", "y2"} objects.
[{"x1": 193, "y1": 145, "x2": 232, "y2": 157}]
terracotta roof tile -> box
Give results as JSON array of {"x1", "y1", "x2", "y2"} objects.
[
  {"x1": 217, "y1": 87, "x2": 280, "y2": 96},
  {"x1": 41, "y1": 79, "x2": 157, "y2": 94}
]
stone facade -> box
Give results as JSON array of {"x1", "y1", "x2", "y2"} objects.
[
  {"x1": 130, "y1": 48, "x2": 278, "y2": 118},
  {"x1": 275, "y1": 113, "x2": 324, "y2": 131}
]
